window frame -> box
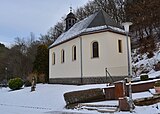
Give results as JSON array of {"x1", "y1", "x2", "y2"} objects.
[
  {"x1": 61, "y1": 49, "x2": 65, "y2": 63},
  {"x1": 52, "y1": 52, "x2": 55, "y2": 65},
  {"x1": 91, "y1": 41, "x2": 99, "y2": 58},
  {"x1": 72, "y1": 45, "x2": 76, "y2": 61},
  {"x1": 118, "y1": 40, "x2": 122, "y2": 53}
]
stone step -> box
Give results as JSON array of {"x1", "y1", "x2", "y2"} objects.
[
  {"x1": 134, "y1": 95, "x2": 160, "y2": 106},
  {"x1": 77, "y1": 103, "x2": 118, "y2": 113},
  {"x1": 98, "y1": 108, "x2": 118, "y2": 113},
  {"x1": 78, "y1": 103, "x2": 118, "y2": 108}
]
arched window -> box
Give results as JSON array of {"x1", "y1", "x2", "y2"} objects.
[
  {"x1": 72, "y1": 45, "x2": 76, "y2": 61},
  {"x1": 52, "y1": 52, "x2": 55, "y2": 65},
  {"x1": 92, "y1": 41, "x2": 99, "y2": 58},
  {"x1": 61, "y1": 49, "x2": 65, "y2": 63}
]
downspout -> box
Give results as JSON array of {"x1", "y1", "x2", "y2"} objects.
[{"x1": 80, "y1": 36, "x2": 83, "y2": 84}]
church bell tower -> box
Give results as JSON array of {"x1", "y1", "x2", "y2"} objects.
[{"x1": 65, "y1": 7, "x2": 77, "y2": 31}]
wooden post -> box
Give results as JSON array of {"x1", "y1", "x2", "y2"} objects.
[{"x1": 114, "y1": 81, "x2": 126, "y2": 99}]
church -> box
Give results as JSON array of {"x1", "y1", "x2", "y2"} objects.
[{"x1": 49, "y1": 10, "x2": 131, "y2": 84}]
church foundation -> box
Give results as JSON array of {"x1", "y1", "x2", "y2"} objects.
[{"x1": 49, "y1": 76, "x2": 127, "y2": 85}]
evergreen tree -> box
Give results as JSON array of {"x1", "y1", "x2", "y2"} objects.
[
  {"x1": 33, "y1": 44, "x2": 49, "y2": 82},
  {"x1": 0, "y1": 43, "x2": 9, "y2": 81}
]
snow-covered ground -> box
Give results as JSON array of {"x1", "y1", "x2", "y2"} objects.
[
  {"x1": 0, "y1": 47, "x2": 160, "y2": 114},
  {"x1": 0, "y1": 82, "x2": 160, "y2": 114}
]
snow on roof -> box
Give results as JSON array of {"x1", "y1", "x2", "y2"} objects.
[
  {"x1": 108, "y1": 26, "x2": 125, "y2": 33},
  {"x1": 49, "y1": 12, "x2": 97, "y2": 48},
  {"x1": 84, "y1": 25, "x2": 108, "y2": 32},
  {"x1": 49, "y1": 11, "x2": 125, "y2": 48}
]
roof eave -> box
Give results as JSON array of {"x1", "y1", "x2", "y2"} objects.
[
  {"x1": 49, "y1": 28, "x2": 128, "y2": 49},
  {"x1": 81, "y1": 28, "x2": 126, "y2": 36},
  {"x1": 48, "y1": 34, "x2": 82, "y2": 49}
]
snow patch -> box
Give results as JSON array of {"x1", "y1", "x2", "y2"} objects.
[{"x1": 132, "y1": 48, "x2": 160, "y2": 76}]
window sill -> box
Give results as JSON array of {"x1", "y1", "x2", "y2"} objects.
[{"x1": 91, "y1": 57, "x2": 99, "y2": 59}]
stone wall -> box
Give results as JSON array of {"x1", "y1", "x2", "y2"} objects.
[
  {"x1": 49, "y1": 76, "x2": 127, "y2": 85},
  {"x1": 104, "y1": 79, "x2": 160, "y2": 100},
  {"x1": 64, "y1": 88, "x2": 105, "y2": 105},
  {"x1": 63, "y1": 79, "x2": 160, "y2": 106}
]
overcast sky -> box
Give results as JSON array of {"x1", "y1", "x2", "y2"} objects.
[{"x1": 0, "y1": 0, "x2": 90, "y2": 45}]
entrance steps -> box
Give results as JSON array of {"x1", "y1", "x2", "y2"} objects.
[{"x1": 76, "y1": 103, "x2": 119, "y2": 113}]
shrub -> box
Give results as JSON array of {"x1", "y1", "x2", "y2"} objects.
[
  {"x1": 8, "y1": 78, "x2": 23, "y2": 90},
  {"x1": 154, "y1": 81, "x2": 160, "y2": 87},
  {"x1": 147, "y1": 51, "x2": 154, "y2": 58},
  {"x1": 37, "y1": 74, "x2": 45, "y2": 83},
  {"x1": 140, "y1": 74, "x2": 149, "y2": 81},
  {"x1": 24, "y1": 80, "x2": 32, "y2": 87}
]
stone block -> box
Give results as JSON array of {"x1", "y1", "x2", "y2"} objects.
[{"x1": 64, "y1": 88, "x2": 105, "y2": 105}]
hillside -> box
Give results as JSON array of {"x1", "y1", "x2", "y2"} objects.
[{"x1": 132, "y1": 42, "x2": 160, "y2": 77}]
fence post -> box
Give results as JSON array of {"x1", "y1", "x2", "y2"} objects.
[{"x1": 114, "y1": 81, "x2": 126, "y2": 99}]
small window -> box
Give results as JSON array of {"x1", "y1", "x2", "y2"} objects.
[
  {"x1": 61, "y1": 49, "x2": 65, "y2": 63},
  {"x1": 68, "y1": 19, "x2": 71, "y2": 23},
  {"x1": 118, "y1": 40, "x2": 122, "y2": 53},
  {"x1": 92, "y1": 41, "x2": 99, "y2": 58},
  {"x1": 72, "y1": 45, "x2": 76, "y2": 61},
  {"x1": 52, "y1": 52, "x2": 55, "y2": 65},
  {"x1": 72, "y1": 19, "x2": 75, "y2": 24},
  {"x1": 68, "y1": 20, "x2": 72, "y2": 27}
]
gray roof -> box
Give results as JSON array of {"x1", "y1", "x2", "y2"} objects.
[
  {"x1": 49, "y1": 10, "x2": 125, "y2": 48},
  {"x1": 87, "y1": 10, "x2": 121, "y2": 28}
]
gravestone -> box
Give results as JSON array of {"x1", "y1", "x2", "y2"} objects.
[{"x1": 31, "y1": 76, "x2": 36, "y2": 92}]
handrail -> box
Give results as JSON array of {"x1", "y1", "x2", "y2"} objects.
[{"x1": 105, "y1": 68, "x2": 114, "y2": 83}]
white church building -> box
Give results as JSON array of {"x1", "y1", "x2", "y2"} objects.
[{"x1": 49, "y1": 10, "x2": 131, "y2": 84}]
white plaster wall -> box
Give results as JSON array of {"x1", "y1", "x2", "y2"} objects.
[
  {"x1": 82, "y1": 31, "x2": 131, "y2": 77},
  {"x1": 49, "y1": 38, "x2": 81, "y2": 78},
  {"x1": 49, "y1": 31, "x2": 132, "y2": 79}
]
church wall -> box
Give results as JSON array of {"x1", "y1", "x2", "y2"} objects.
[
  {"x1": 82, "y1": 31, "x2": 131, "y2": 77},
  {"x1": 49, "y1": 37, "x2": 81, "y2": 79},
  {"x1": 49, "y1": 31, "x2": 132, "y2": 84}
]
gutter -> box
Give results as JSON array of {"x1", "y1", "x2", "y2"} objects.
[{"x1": 80, "y1": 36, "x2": 83, "y2": 84}]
